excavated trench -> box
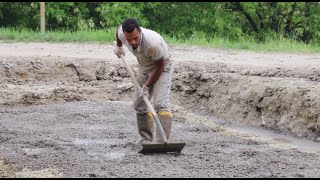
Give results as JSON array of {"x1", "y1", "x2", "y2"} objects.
[
  {"x1": 0, "y1": 42, "x2": 320, "y2": 177},
  {"x1": 1, "y1": 55, "x2": 320, "y2": 140}
]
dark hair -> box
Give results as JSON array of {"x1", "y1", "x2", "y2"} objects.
[{"x1": 122, "y1": 18, "x2": 141, "y2": 33}]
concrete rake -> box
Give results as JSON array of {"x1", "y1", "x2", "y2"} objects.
[{"x1": 119, "y1": 54, "x2": 186, "y2": 154}]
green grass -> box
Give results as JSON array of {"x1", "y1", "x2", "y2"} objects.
[
  {"x1": 1, "y1": 27, "x2": 319, "y2": 53},
  {"x1": 0, "y1": 27, "x2": 116, "y2": 43},
  {"x1": 163, "y1": 33, "x2": 320, "y2": 53}
]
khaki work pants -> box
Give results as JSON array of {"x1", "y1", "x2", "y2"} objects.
[{"x1": 133, "y1": 61, "x2": 174, "y2": 142}]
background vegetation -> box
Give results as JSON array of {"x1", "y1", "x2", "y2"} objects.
[{"x1": 1, "y1": 2, "x2": 320, "y2": 52}]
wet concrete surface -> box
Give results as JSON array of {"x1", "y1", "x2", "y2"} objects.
[{"x1": 1, "y1": 101, "x2": 320, "y2": 178}]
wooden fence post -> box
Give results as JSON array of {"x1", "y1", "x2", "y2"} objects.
[{"x1": 40, "y1": 2, "x2": 45, "y2": 33}]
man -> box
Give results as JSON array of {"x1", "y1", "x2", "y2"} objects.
[{"x1": 113, "y1": 18, "x2": 174, "y2": 144}]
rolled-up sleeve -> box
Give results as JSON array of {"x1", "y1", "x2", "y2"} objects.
[{"x1": 117, "y1": 26, "x2": 126, "y2": 43}]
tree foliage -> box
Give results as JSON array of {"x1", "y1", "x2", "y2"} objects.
[
  {"x1": 1, "y1": 2, "x2": 320, "y2": 44},
  {"x1": 96, "y1": 2, "x2": 148, "y2": 29}
]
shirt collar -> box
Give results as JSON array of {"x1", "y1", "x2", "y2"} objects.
[{"x1": 136, "y1": 32, "x2": 143, "y2": 52}]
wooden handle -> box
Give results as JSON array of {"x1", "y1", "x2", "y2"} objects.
[{"x1": 120, "y1": 54, "x2": 168, "y2": 143}]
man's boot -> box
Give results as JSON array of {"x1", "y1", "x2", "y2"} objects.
[
  {"x1": 137, "y1": 112, "x2": 154, "y2": 144},
  {"x1": 155, "y1": 111, "x2": 173, "y2": 143}
]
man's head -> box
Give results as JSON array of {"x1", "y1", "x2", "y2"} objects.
[{"x1": 122, "y1": 18, "x2": 141, "y2": 49}]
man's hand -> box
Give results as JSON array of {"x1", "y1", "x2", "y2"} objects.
[
  {"x1": 113, "y1": 46, "x2": 125, "y2": 58},
  {"x1": 139, "y1": 85, "x2": 149, "y2": 97}
]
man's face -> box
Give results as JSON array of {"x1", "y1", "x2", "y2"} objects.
[{"x1": 124, "y1": 28, "x2": 141, "y2": 49}]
